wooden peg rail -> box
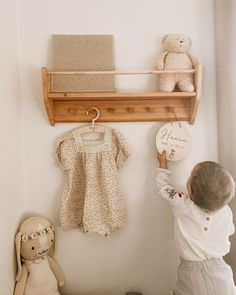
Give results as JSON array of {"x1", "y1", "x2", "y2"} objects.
[{"x1": 41, "y1": 65, "x2": 202, "y2": 126}]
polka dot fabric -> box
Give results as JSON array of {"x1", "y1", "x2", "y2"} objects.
[{"x1": 56, "y1": 127, "x2": 129, "y2": 236}]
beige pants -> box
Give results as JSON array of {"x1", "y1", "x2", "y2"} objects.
[{"x1": 174, "y1": 258, "x2": 236, "y2": 295}]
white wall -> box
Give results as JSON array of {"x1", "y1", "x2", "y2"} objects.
[
  {"x1": 0, "y1": 0, "x2": 24, "y2": 294},
  {"x1": 17, "y1": 0, "x2": 218, "y2": 294},
  {"x1": 214, "y1": 0, "x2": 236, "y2": 275}
]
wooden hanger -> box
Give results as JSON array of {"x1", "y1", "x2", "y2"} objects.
[{"x1": 78, "y1": 107, "x2": 105, "y2": 134}]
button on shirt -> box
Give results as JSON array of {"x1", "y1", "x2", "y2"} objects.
[{"x1": 156, "y1": 168, "x2": 235, "y2": 261}]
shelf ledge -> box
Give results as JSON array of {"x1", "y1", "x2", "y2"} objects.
[{"x1": 41, "y1": 65, "x2": 202, "y2": 126}]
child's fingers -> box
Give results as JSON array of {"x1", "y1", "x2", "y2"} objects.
[
  {"x1": 157, "y1": 150, "x2": 166, "y2": 160},
  {"x1": 157, "y1": 151, "x2": 162, "y2": 159},
  {"x1": 160, "y1": 150, "x2": 166, "y2": 158}
]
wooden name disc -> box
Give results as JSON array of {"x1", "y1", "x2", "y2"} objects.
[{"x1": 156, "y1": 122, "x2": 191, "y2": 161}]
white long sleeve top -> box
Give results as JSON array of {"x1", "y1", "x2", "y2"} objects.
[{"x1": 156, "y1": 168, "x2": 235, "y2": 261}]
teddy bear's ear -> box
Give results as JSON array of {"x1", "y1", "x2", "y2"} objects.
[
  {"x1": 188, "y1": 36, "x2": 192, "y2": 47},
  {"x1": 15, "y1": 232, "x2": 22, "y2": 281},
  {"x1": 162, "y1": 35, "x2": 169, "y2": 44}
]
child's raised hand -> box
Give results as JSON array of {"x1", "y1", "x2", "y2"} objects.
[{"x1": 157, "y1": 150, "x2": 168, "y2": 169}]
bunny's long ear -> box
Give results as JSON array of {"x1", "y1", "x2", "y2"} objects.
[
  {"x1": 15, "y1": 232, "x2": 22, "y2": 281},
  {"x1": 48, "y1": 230, "x2": 55, "y2": 257}
]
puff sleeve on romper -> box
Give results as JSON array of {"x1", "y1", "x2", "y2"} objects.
[{"x1": 56, "y1": 127, "x2": 129, "y2": 236}]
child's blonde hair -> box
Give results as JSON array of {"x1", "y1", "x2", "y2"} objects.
[{"x1": 190, "y1": 161, "x2": 235, "y2": 212}]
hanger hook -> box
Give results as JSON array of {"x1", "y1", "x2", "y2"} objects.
[{"x1": 86, "y1": 107, "x2": 100, "y2": 126}]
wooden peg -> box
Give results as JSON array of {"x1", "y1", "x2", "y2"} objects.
[
  {"x1": 146, "y1": 107, "x2": 153, "y2": 113},
  {"x1": 127, "y1": 107, "x2": 134, "y2": 113},
  {"x1": 68, "y1": 108, "x2": 77, "y2": 115},
  {"x1": 107, "y1": 107, "x2": 115, "y2": 113}
]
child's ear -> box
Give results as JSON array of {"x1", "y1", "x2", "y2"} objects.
[{"x1": 186, "y1": 178, "x2": 192, "y2": 197}]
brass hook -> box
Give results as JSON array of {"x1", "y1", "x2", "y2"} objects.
[{"x1": 86, "y1": 106, "x2": 100, "y2": 127}]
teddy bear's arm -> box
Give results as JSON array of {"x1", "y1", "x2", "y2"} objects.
[
  {"x1": 14, "y1": 264, "x2": 28, "y2": 295},
  {"x1": 48, "y1": 256, "x2": 65, "y2": 287},
  {"x1": 188, "y1": 54, "x2": 202, "y2": 68},
  {"x1": 155, "y1": 52, "x2": 168, "y2": 70}
]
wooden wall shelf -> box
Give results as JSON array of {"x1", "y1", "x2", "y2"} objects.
[{"x1": 41, "y1": 65, "x2": 202, "y2": 126}]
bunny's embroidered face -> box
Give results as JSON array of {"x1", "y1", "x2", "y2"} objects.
[
  {"x1": 16, "y1": 217, "x2": 55, "y2": 261},
  {"x1": 162, "y1": 34, "x2": 191, "y2": 53},
  {"x1": 15, "y1": 216, "x2": 56, "y2": 281},
  {"x1": 20, "y1": 223, "x2": 55, "y2": 260}
]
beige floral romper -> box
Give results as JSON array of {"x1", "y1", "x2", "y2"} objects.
[{"x1": 56, "y1": 127, "x2": 129, "y2": 236}]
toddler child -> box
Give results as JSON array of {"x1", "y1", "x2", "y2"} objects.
[{"x1": 156, "y1": 151, "x2": 236, "y2": 295}]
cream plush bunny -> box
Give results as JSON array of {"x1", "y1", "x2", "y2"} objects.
[
  {"x1": 155, "y1": 33, "x2": 201, "y2": 92},
  {"x1": 14, "y1": 216, "x2": 65, "y2": 295}
]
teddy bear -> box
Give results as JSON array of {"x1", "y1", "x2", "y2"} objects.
[
  {"x1": 155, "y1": 33, "x2": 201, "y2": 92},
  {"x1": 14, "y1": 216, "x2": 65, "y2": 295}
]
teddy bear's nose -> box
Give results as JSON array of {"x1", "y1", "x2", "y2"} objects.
[{"x1": 180, "y1": 40, "x2": 184, "y2": 43}]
